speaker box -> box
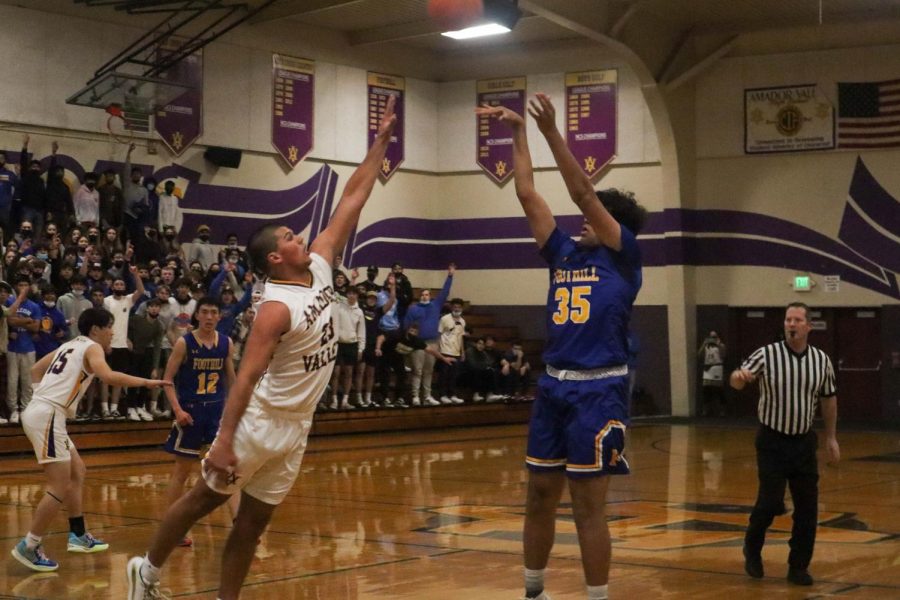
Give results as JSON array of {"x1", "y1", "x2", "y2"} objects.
[{"x1": 204, "y1": 146, "x2": 242, "y2": 168}]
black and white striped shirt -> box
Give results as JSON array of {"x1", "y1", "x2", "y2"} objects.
[{"x1": 741, "y1": 341, "x2": 837, "y2": 435}]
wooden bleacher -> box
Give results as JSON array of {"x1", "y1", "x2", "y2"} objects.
[{"x1": 0, "y1": 292, "x2": 540, "y2": 457}]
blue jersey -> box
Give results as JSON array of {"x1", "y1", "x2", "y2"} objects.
[
  {"x1": 539, "y1": 226, "x2": 642, "y2": 370},
  {"x1": 176, "y1": 332, "x2": 229, "y2": 404}
]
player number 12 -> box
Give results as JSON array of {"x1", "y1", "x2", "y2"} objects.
[{"x1": 552, "y1": 286, "x2": 591, "y2": 325}]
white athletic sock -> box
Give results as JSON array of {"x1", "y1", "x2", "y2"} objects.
[
  {"x1": 25, "y1": 532, "x2": 41, "y2": 550},
  {"x1": 524, "y1": 568, "x2": 545, "y2": 597},
  {"x1": 587, "y1": 584, "x2": 609, "y2": 600},
  {"x1": 101, "y1": 402, "x2": 109, "y2": 413},
  {"x1": 140, "y1": 555, "x2": 161, "y2": 584},
  {"x1": 342, "y1": 394, "x2": 349, "y2": 403},
  {"x1": 365, "y1": 392, "x2": 372, "y2": 402},
  {"x1": 110, "y1": 403, "x2": 118, "y2": 413}
]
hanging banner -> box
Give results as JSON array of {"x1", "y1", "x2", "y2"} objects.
[
  {"x1": 155, "y1": 44, "x2": 203, "y2": 156},
  {"x1": 367, "y1": 72, "x2": 405, "y2": 181},
  {"x1": 744, "y1": 84, "x2": 835, "y2": 154},
  {"x1": 272, "y1": 54, "x2": 315, "y2": 169},
  {"x1": 477, "y1": 76, "x2": 526, "y2": 185},
  {"x1": 565, "y1": 69, "x2": 617, "y2": 179}
]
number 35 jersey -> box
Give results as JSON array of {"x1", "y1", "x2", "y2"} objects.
[
  {"x1": 33, "y1": 336, "x2": 98, "y2": 419},
  {"x1": 177, "y1": 331, "x2": 230, "y2": 404},
  {"x1": 539, "y1": 226, "x2": 642, "y2": 370},
  {"x1": 253, "y1": 252, "x2": 338, "y2": 414}
]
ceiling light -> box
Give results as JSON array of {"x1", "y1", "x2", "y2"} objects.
[{"x1": 442, "y1": 23, "x2": 512, "y2": 40}]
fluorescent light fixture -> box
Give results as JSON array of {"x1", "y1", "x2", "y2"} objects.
[{"x1": 442, "y1": 22, "x2": 511, "y2": 39}]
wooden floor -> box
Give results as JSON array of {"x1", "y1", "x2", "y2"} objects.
[{"x1": 1, "y1": 421, "x2": 899, "y2": 599}]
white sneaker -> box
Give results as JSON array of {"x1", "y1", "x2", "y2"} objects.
[
  {"x1": 136, "y1": 407, "x2": 154, "y2": 422},
  {"x1": 0, "y1": 415, "x2": 7, "y2": 424},
  {"x1": 487, "y1": 393, "x2": 505, "y2": 403},
  {"x1": 339, "y1": 400, "x2": 354, "y2": 410},
  {"x1": 356, "y1": 393, "x2": 364, "y2": 405},
  {"x1": 127, "y1": 555, "x2": 167, "y2": 600},
  {"x1": 424, "y1": 396, "x2": 440, "y2": 406},
  {"x1": 520, "y1": 593, "x2": 551, "y2": 600},
  {"x1": 127, "y1": 408, "x2": 141, "y2": 422},
  {"x1": 9, "y1": 411, "x2": 20, "y2": 424},
  {"x1": 411, "y1": 397, "x2": 421, "y2": 406},
  {"x1": 472, "y1": 393, "x2": 484, "y2": 402},
  {"x1": 440, "y1": 396, "x2": 452, "y2": 405},
  {"x1": 450, "y1": 396, "x2": 464, "y2": 404},
  {"x1": 328, "y1": 397, "x2": 338, "y2": 410}
]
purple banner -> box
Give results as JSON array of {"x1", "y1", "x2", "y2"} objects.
[
  {"x1": 155, "y1": 45, "x2": 203, "y2": 157},
  {"x1": 367, "y1": 72, "x2": 405, "y2": 181},
  {"x1": 272, "y1": 54, "x2": 314, "y2": 169},
  {"x1": 477, "y1": 77, "x2": 526, "y2": 185},
  {"x1": 565, "y1": 70, "x2": 617, "y2": 180}
]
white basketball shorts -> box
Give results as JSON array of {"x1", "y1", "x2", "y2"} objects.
[{"x1": 22, "y1": 400, "x2": 74, "y2": 464}]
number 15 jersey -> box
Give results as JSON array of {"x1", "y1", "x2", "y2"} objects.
[
  {"x1": 540, "y1": 226, "x2": 642, "y2": 370},
  {"x1": 33, "y1": 336, "x2": 98, "y2": 419}
]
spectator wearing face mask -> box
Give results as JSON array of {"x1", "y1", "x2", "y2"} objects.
[
  {"x1": 45, "y1": 142, "x2": 75, "y2": 230},
  {"x1": 122, "y1": 143, "x2": 150, "y2": 242},
  {"x1": 187, "y1": 224, "x2": 215, "y2": 270},
  {"x1": 34, "y1": 286, "x2": 68, "y2": 359},
  {"x1": 157, "y1": 180, "x2": 183, "y2": 234},
  {"x1": 5, "y1": 277, "x2": 41, "y2": 424},
  {"x1": 0, "y1": 149, "x2": 19, "y2": 239},
  {"x1": 73, "y1": 171, "x2": 101, "y2": 229},
  {"x1": 437, "y1": 298, "x2": 467, "y2": 404},
  {"x1": 98, "y1": 169, "x2": 124, "y2": 232},
  {"x1": 15, "y1": 221, "x2": 35, "y2": 250},
  {"x1": 142, "y1": 177, "x2": 160, "y2": 232},
  {"x1": 18, "y1": 135, "x2": 47, "y2": 235},
  {"x1": 57, "y1": 275, "x2": 92, "y2": 340}
]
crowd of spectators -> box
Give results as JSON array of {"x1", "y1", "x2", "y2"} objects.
[{"x1": 0, "y1": 136, "x2": 532, "y2": 426}]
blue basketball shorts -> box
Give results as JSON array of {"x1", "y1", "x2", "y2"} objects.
[
  {"x1": 164, "y1": 401, "x2": 224, "y2": 458},
  {"x1": 526, "y1": 372, "x2": 630, "y2": 478}
]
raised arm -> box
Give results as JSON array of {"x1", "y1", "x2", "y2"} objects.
[
  {"x1": 474, "y1": 104, "x2": 555, "y2": 247},
  {"x1": 528, "y1": 93, "x2": 622, "y2": 251},
  {"x1": 310, "y1": 95, "x2": 398, "y2": 264}
]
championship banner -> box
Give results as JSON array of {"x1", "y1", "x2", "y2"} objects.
[
  {"x1": 477, "y1": 77, "x2": 526, "y2": 185},
  {"x1": 367, "y1": 72, "x2": 405, "y2": 181},
  {"x1": 272, "y1": 54, "x2": 315, "y2": 169},
  {"x1": 155, "y1": 44, "x2": 203, "y2": 156},
  {"x1": 745, "y1": 84, "x2": 835, "y2": 154},
  {"x1": 565, "y1": 70, "x2": 617, "y2": 179}
]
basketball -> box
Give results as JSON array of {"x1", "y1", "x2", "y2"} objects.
[{"x1": 427, "y1": 0, "x2": 484, "y2": 31}]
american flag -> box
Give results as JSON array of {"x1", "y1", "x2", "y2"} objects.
[{"x1": 837, "y1": 78, "x2": 900, "y2": 148}]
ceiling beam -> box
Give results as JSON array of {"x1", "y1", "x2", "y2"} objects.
[
  {"x1": 664, "y1": 36, "x2": 737, "y2": 92},
  {"x1": 609, "y1": 1, "x2": 644, "y2": 39},
  {"x1": 693, "y1": 8, "x2": 900, "y2": 37},
  {"x1": 248, "y1": 0, "x2": 364, "y2": 25}
]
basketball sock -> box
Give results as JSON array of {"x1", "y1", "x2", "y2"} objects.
[
  {"x1": 140, "y1": 555, "x2": 161, "y2": 584},
  {"x1": 69, "y1": 516, "x2": 86, "y2": 537},
  {"x1": 365, "y1": 392, "x2": 372, "y2": 402},
  {"x1": 587, "y1": 584, "x2": 609, "y2": 600},
  {"x1": 524, "y1": 567, "x2": 545, "y2": 598},
  {"x1": 25, "y1": 532, "x2": 42, "y2": 550}
]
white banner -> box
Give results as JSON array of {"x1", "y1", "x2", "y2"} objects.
[{"x1": 744, "y1": 84, "x2": 834, "y2": 154}]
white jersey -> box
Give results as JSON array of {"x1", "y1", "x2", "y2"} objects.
[
  {"x1": 252, "y1": 253, "x2": 337, "y2": 414},
  {"x1": 33, "y1": 336, "x2": 98, "y2": 419}
]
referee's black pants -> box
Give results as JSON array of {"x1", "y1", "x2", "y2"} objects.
[{"x1": 744, "y1": 425, "x2": 819, "y2": 569}]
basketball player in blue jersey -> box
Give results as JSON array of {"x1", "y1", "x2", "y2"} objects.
[
  {"x1": 11, "y1": 308, "x2": 170, "y2": 573},
  {"x1": 161, "y1": 297, "x2": 237, "y2": 547},
  {"x1": 128, "y1": 95, "x2": 397, "y2": 600},
  {"x1": 477, "y1": 94, "x2": 646, "y2": 600}
]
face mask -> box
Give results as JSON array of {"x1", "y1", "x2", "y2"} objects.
[
  {"x1": 228, "y1": 257, "x2": 238, "y2": 263},
  {"x1": 452, "y1": 310, "x2": 462, "y2": 317},
  {"x1": 113, "y1": 289, "x2": 125, "y2": 297},
  {"x1": 114, "y1": 260, "x2": 124, "y2": 268},
  {"x1": 86, "y1": 182, "x2": 96, "y2": 190},
  {"x1": 21, "y1": 229, "x2": 32, "y2": 237},
  {"x1": 228, "y1": 242, "x2": 238, "y2": 249},
  {"x1": 164, "y1": 233, "x2": 175, "y2": 239},
  {"x1": 43, "y1": 300, "x2": 56, "y2": 308},
  {"x1": 72, "y1": 289, "x2": 84, "y2": 298},
  {"x1": 89, "y1": 234, "x2": 98, "y2": 241},
  {"x1": 199, "y1": 235, "x2": 210, "y2": 242},
  {"x1": 146, "y1": 183, "x2": 155, "y2": 191},
  {"x1": 419, "y1": 299, "x2": 430, "y2": 305},
  {"x1": 36, "y1": 253, "x2": 48, "y2": 260}
]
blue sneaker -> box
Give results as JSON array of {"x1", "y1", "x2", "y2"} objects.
[
  {"x1": 67, "y1": 532, "x2": 109, "y2": 553},
  {"x1": 11, "y1": 540, "x2": 59, "y2": 572}
]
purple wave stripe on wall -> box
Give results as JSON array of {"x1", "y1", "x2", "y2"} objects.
[{"x1": 838, "y1": 157, "x2": 900, "y2": 272}]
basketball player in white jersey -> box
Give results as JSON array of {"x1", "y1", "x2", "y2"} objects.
[
  {"x1": 127, "y1": 95, "x2": 398, "y2": 600},
  {"x1": 10, "y1": 308, "x2": 170, "y2": 573}
]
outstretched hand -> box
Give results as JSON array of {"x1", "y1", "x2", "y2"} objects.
[
  {"x1": 475, "y1": 103, "x2": 525, "y2": 127},
  {"x1": 377, "y1": 94, "x2": 398, "y2": 139},
  {"x1": 527, "y1": 93, "x2": 557, "y2": 135}
]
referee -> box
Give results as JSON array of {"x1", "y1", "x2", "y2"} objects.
[{"x1": 730, "y1": 302, "x2": 840, "y2": 586}]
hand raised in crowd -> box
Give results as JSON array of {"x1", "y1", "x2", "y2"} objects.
[
  {"x1": 351, "y1": 268, "x2": 359, "y2": 282},
  {"x1": 22, "y1": 134, "x2": 29, "y2": 147},
  {"x1": 448, "y1": 262, "x2": 456, "y2": 276},
  {"x1": 527, "y1": 93, "x2": 557, "y2": 135},
  {"x1": 475, "y1": 103, "x2": 525, "y2": 127},
  {"x1": 386, "y1": 273, "x2": 396, "y2": 288},
  {"x1": 51, "y1": 141, "x2": 59, "y2": 155},
  {"x1": 376, "y1": 94, "x2": 398, "y2": 139}
]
